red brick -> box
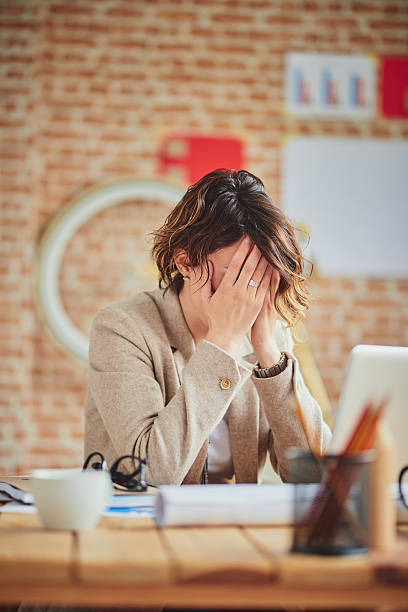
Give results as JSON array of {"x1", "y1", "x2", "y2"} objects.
[
  {"x1": 265, "y1": 15, "x2": 303, "y2": 25},
  {"x1": 395, "y1": 281, "x2": 408, "y2": 292},
  {"x1": 50, "y1": 5, "x2": 94, "y2": 15},
  {"x1": 0, "y1": 54, "x2": 32, "y2": 64},
  {"x1": 303, "y1": 1, "x2": 319, "y2": 9},
  {"x1": 0, "y1": 86, "x2": 30, "y2": 96},
  {"x1": 346, "y1": 124, "x2": 363, "y2": 136},
  {"x1": 328, "y1": 2, "x2": 344, "y2": 10},
  {"x1": 384, "y1": 4, "x2": 400, "y2": 14},
  {"x1": 366, "y1": 279, "x2": 389, "y2": 292},
  {"x1": 211, "y1": 12, "x2": 254, "y2": 23},
  {"x1": 0, "y1": 5, "x2": 27, "y2": 15},
  {"x1": 370, "y1": 19, "x2": 408, "y2": 29},
  {"x1": 191, "y1": 27, "x2": 214, "y2": 37},
  {"x1": 348, "y1": 33, "x2": 376, "y2": 45},
  {"x1": 155, "y1": 11, "x2": 196, "y2": 20},
  {"x1": 28, "y1": 446, "x2": 78, "y2": 455},
  {"x1": 47, "y1": 35, "x2": 94, "y2": 47},
  {"x1": 380, "y1": 36, "x2": 408, "y2": 47},
  {"x1": 370, "y1": 126, "x2": 392, "y2": 138},
  {"x1": 3, "y1": 37, "x2": 31, "y2": 47},
  {"x1": 352, "y1": 2, "x2": 381, "y2": 13},
  {"x1": 107, "y1": 40, "x2": 147, "y2": 49},
  {"x1": 0, "y1": 21, "x2": 35, "y2": 30},
  {"x1": 316, "y1": 18, "x2": 358, "y2": 28},
  {"x1": 105, "y1": 8, "x2": 143, "y2": 18}
]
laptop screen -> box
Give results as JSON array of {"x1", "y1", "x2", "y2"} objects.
[{"x1": 330, "y1": 344, "x2": 408, "y2": 479}]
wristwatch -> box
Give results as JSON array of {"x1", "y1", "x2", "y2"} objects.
[{"x1": 253, "y1": 352, "x2": 288, "y2": 378}]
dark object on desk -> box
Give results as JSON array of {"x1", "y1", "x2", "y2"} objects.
[
  {"x1": 83, "y1": 451, "x2": 152, "y2": 492},
  {"x1": 399, "y1": 464, "x2": 408, "y2": 509}
]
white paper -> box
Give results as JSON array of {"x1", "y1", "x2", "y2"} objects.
[
  {"x1": 155, "y1": 484, "x2": 295, "y2": 527},
  {"x1": 0, "y1": 502, "x2": 37, "y2": 513},
  {"x1": 283, "y1": 138, "x2": 408, "y2": 277}
]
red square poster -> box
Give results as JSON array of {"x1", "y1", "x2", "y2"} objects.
[
  {"x1": 158, "y1": 134, "x2": 244, "y2": 184},
  {"x1": 380, "y1": 56, "x2": 408, "y2": 119}
]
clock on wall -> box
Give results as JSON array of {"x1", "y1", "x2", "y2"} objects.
[{"x1": 35, "y1": 179, "x2": 184, "y2": 364}]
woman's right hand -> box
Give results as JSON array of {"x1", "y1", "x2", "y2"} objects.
[{"x1": 202, "y1": 238, "x2": 272, "y2": 356}]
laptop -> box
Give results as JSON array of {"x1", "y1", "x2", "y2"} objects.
[{"x1": 330, "y1": 344, "x2": 408, "y2": 479}]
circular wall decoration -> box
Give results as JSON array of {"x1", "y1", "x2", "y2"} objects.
[{"x1": 35, "y1": 179, "x2": 184, "y2": 365}]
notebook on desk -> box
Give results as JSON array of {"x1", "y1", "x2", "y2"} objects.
[{"x1": 329, "y1": 344, "x2": 408, "y2": 479}]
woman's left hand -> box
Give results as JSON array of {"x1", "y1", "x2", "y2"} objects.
[{"x1": 250, "y1": 266, "x2": 282, "y2": 367}]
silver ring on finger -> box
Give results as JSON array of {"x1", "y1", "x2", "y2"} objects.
[{"x1": 248, "y1": 279, "x2": 259, "y2": 288}]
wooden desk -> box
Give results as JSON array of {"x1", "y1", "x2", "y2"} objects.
[{"x1": 0, "y1": 511, "x2": 408, "y2": 610}]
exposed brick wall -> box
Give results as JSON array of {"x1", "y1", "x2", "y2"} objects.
[
  {"x1": 305, "y1": 276, "x2": 408, "y2": 404},
  {"x1": 0, "y1": 0, "x2": 407, "y2": 473},
  {"x1": 0, "y1": 0, "x2": 38, "y2": 472}
]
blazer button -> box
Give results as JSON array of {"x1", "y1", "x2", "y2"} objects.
[{"x1": 219, "y1": 378, "x2": 231, "y2": 390}]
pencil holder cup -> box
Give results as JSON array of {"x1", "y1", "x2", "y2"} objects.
[{"x1": 286, "y1": 448, "x2": 374, "y2": 556}]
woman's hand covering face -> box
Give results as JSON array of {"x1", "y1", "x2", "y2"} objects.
[
  {"x1": 200, "y1": 237, "x2": 275, "y2": 357},
  {"x1": 250, "y1": 265, "x2": 281, "y2": 366}
]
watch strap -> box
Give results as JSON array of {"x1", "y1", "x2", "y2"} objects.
[{"x1": 253, "y1": 352, "x2": 288, "y2": 378}]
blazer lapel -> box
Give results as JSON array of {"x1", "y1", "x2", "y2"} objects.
[{"x1": 147, "y1": 287, "x2": 195, "y2": 383}]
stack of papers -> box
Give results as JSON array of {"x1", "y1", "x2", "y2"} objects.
[{"x1": 155, "y1": 484, "x2": 295, "y2": 527}]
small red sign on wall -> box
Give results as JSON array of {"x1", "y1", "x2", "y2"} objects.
[
  {"x1": 380, "y1": 56, "x2": 408, "y2": 119},
  {"x1": 158, "y1": 134, "x2": 244, "y2": 184}
]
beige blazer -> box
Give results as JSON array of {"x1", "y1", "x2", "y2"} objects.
[{"x1": 85, "y1": 287, "x2": 331, "y2": 485}]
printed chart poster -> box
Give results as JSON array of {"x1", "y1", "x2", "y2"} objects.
[
  {"x1": 282, "y1": 138, "x2": 408, "y2": 278},
  {"x1": 285, "y1": 53, "x2": 376, "y2": 119}
]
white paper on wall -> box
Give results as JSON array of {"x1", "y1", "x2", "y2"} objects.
[
  {"x1": 285, "y1": 53, "x2": 376, "y2": 119},
  {"x1": 282, "y1": 138, "x2": 408, "y2": 278}
]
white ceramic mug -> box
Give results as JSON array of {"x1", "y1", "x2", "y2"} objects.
[{"x1": 31, "y1": 468, "x2": 112, "y2": 530}]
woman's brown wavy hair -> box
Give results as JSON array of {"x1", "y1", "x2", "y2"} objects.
[{"x1": 152, "y1": 168, "x2": 312, "y2": 327}]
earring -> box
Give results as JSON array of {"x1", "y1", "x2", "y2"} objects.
[{"x1": 183, "y1": 276, "x2": 189, "y2": 280}]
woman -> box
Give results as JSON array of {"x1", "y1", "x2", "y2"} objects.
[{"x1": 85, "y1": 169, "x2": 331, "y2": 485}]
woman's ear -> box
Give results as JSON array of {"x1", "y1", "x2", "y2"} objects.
[{"x1": 174, "y1": 249, "x2": 191, "y2": 278}]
